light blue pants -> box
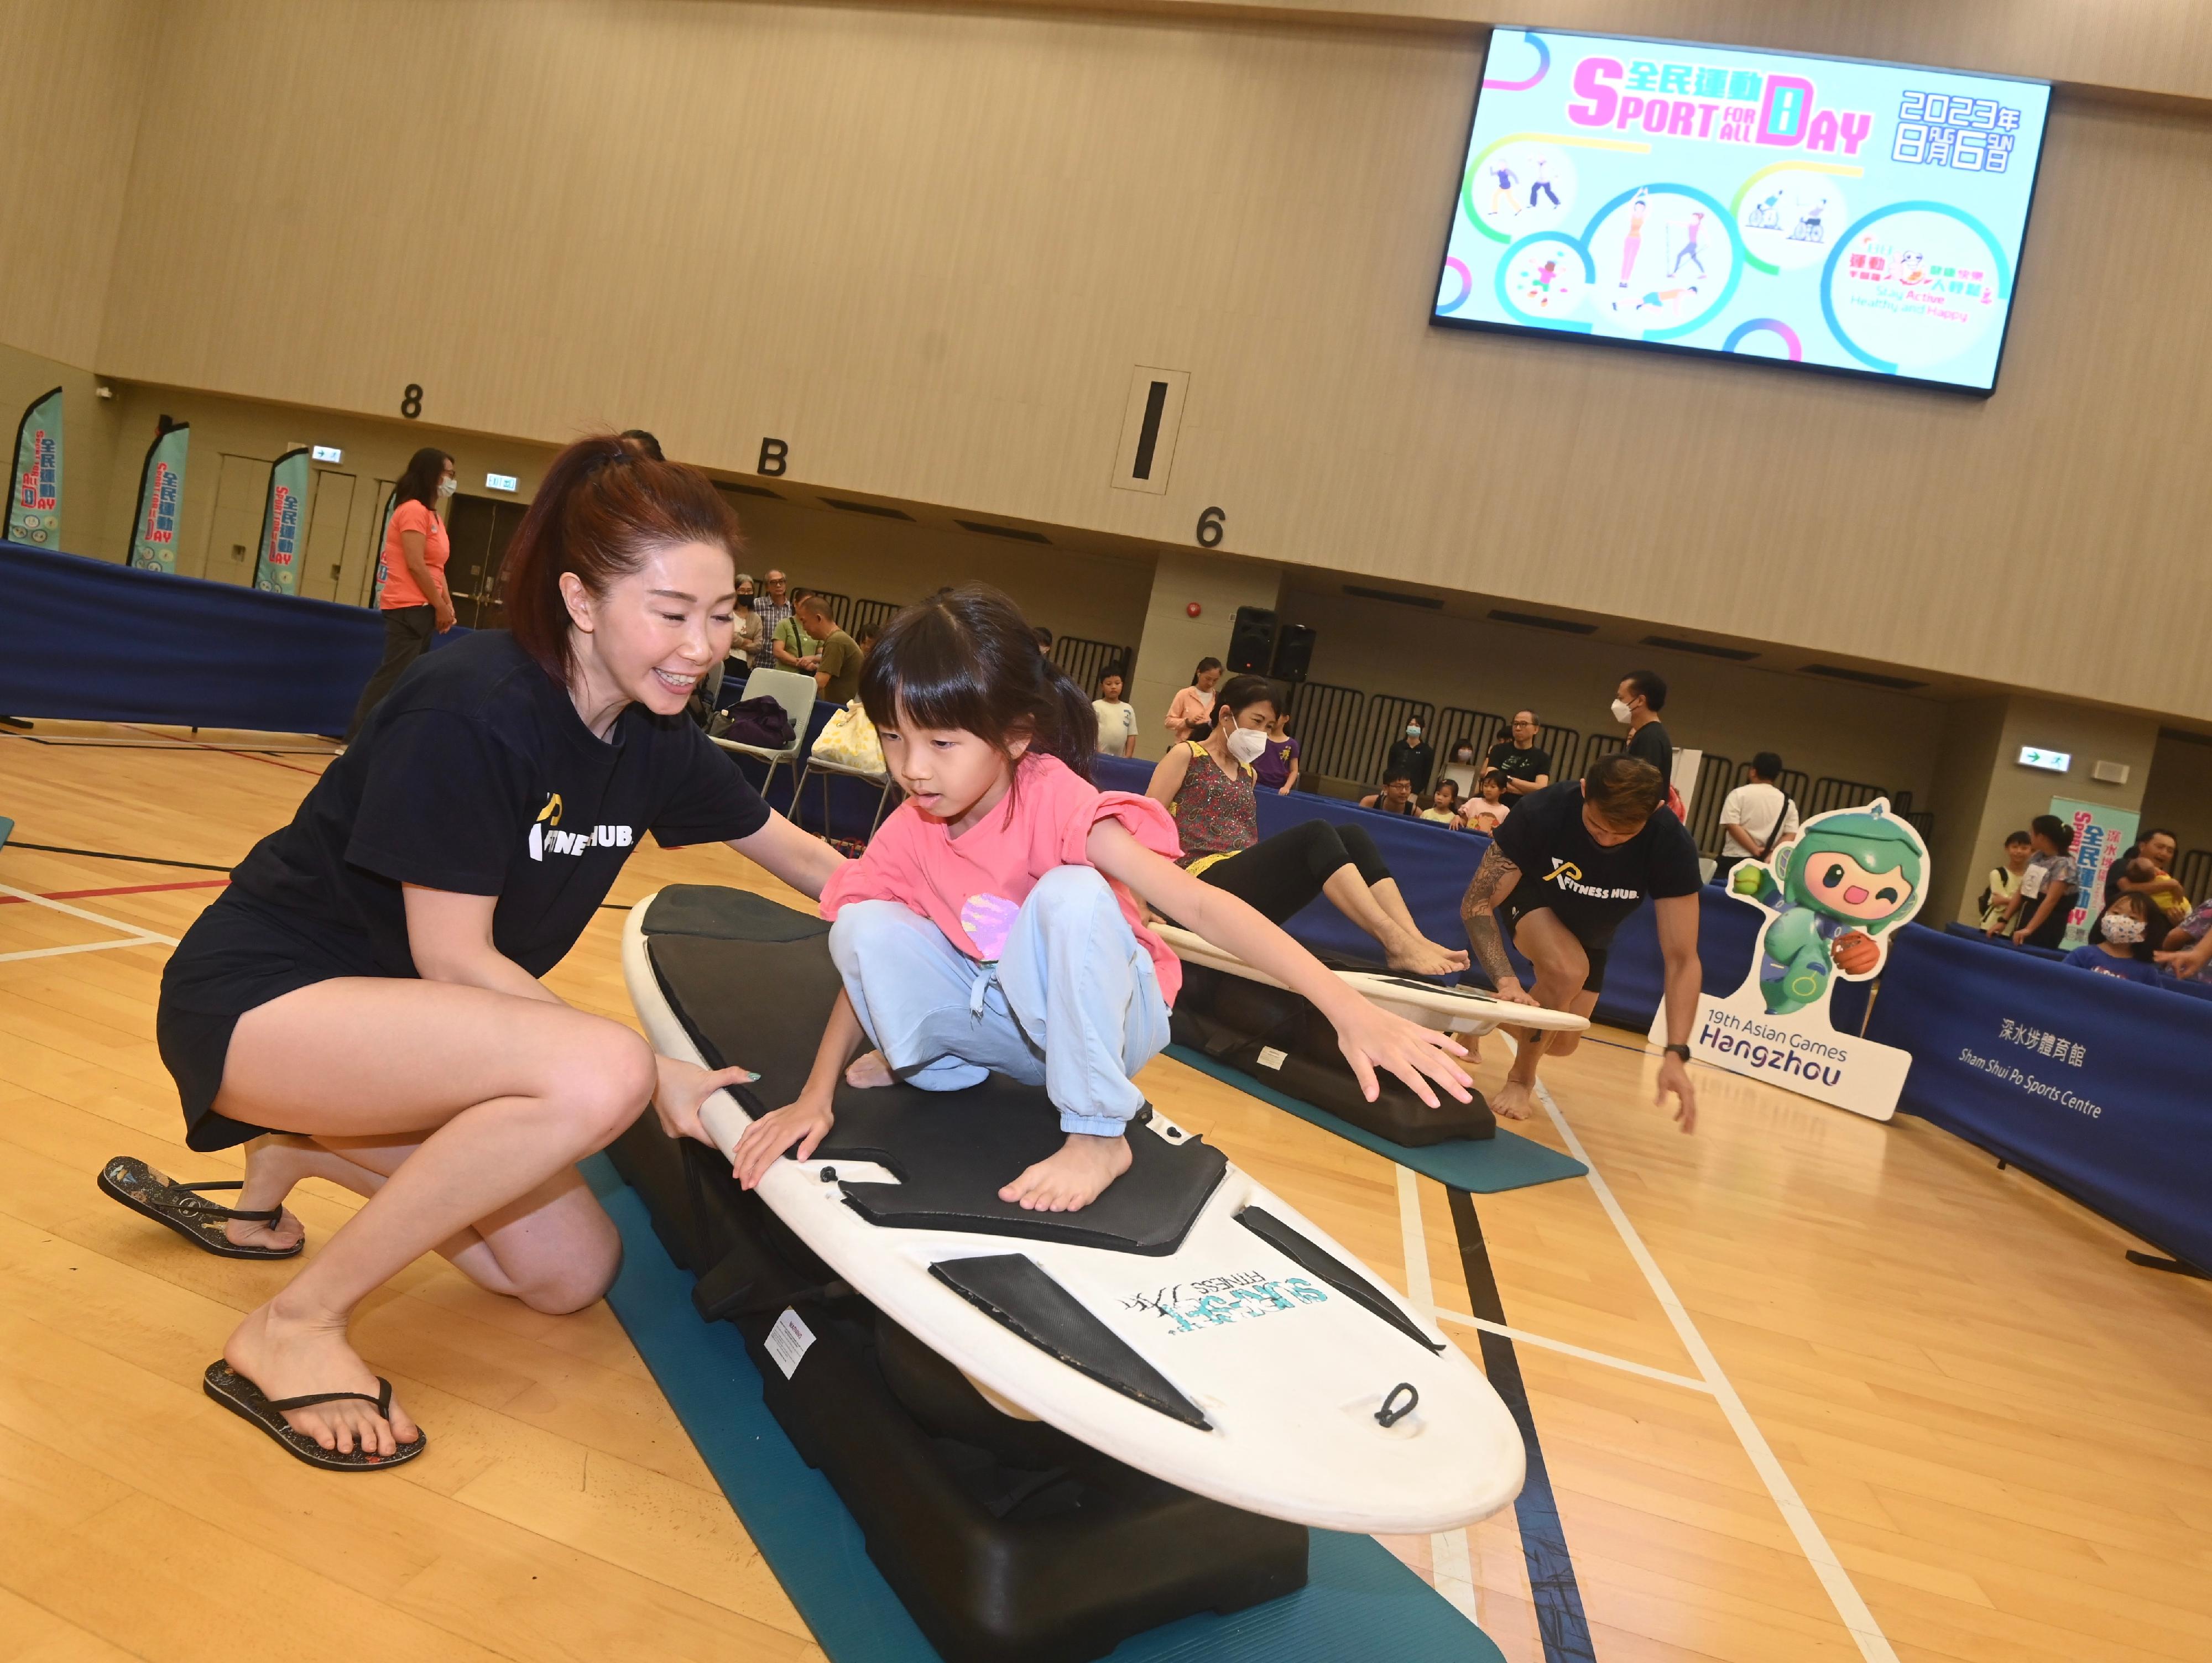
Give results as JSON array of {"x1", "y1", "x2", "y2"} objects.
[{"x1": 826, "y1": 865, "x2": 1172, "y2": 1136}]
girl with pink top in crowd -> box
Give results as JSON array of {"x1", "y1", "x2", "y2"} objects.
[
  {"x1": 1164, "y1": 657, "x2": 1223, "y2": 741},
  {"x1": 731, "y1": 587, "x2": 1470, "y2": 1212}
]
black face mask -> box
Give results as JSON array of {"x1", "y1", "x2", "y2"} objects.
[{"x1": 735, "y1": 595, "x2": 753, "y2": 609}]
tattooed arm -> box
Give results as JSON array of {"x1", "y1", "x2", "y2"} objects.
[{"x1": 1459, "y1": 843, "x2": 1541, "y2": 1006}]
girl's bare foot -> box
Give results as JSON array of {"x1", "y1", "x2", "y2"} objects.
[
  {"x1": 1489, "y1": 1078, "x2": 1536, "y2": 1120},
  {"x1": 224, "y1": 1135, "x2": 312, "y2": 1252},
  {"x1": 998, "y1": 1133, "x2": 1132, "y2": 1212},
  {"x1": 224, "y1": 1299, "x2": 418, "y2": 1456},
  {"x1": 1383, "y1": 932, "x2": 1472, "y2": 978},
  {"x1": 844, "y1": 1050, "x2": 894, "y2": 1088}
]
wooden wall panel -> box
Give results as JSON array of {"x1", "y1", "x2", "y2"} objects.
[
  {"x1": 0, "y1": 0, "x2": 158, "y2": 367},
  {"x1": 90, "y1": 1, "x2": 2212, "y2": 724}
]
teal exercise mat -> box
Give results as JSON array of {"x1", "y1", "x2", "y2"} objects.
[
  {"x1": 581, "y1": 1155, "x2": 1505, "y2": 1663},
  {"x1": 1163, "y1": 1045, "x2": 1587, "y2": 1193}
]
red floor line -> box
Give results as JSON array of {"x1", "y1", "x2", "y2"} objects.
[
  {"x1": 121, "y1": 724, "x2": 330, "y2": 776},
  {"x1": 0, "y1": 878, "x2": 230, "y2": 906}
]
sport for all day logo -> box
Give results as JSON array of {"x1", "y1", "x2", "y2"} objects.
[
  {"x1": 16, "y1": 430, "x2": 57, "y2": 512},
  {"x1": 143, "y1": 462, "x2": 180, "y2": 544},
  {"x1": 267, "y1": 483, "x2": 299, "y2": 567}
]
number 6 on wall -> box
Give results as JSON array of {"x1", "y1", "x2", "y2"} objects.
[{"x1": 1196, "y1": 505, "x2": 1225, "y2": 548}]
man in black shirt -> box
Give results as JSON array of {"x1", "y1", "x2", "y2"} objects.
[
  {"x1": 1485, "y1": 709, "x2": 1552, "y2": 798},
  {"x1": 1459, "y1": 754, "x2": 1703, "y2": 1127},
  {"x1": 1614, "y1": 668, "x2": 1673, "y2": 783}
]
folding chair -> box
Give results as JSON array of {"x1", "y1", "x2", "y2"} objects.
[{"x1": 712, "y1": 667, "x2": 818, "y2": 803}]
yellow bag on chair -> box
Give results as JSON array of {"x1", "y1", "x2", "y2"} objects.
[{"x1": 809, "y1": 699, "x2": 885, "y2": 774}]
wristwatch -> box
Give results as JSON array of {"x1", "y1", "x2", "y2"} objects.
[{"x1": 1663, "y1": 1043, "x2": 1692, "y2": 1062}]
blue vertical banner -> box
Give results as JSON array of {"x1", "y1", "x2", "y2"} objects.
[
  {"x1": 128, "y1": 421, "x2": 190, "y2": 572},
  {"x1": 2052, "y1": 796, "x2": 2137, "y2": 950},
  {"x1": 8, "y1": 386, "x2": 63, "y2": 546},
  {"x1": 252, "y1": 447, "x2": 311, "y2": 594}
]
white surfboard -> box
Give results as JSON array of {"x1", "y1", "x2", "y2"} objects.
[
  {"x1": 1152, "y1": 922, "x2": 1589, "y2": 1039},
  {"x1": 624, "y1": 892, "x2": 1526, "y2": 1534}
]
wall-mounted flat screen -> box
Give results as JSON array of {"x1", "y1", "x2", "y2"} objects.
[{"x1": 1433, "y1": 29, "x2": 2049, "y2": 392}]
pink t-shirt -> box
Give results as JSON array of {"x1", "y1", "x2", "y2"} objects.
[{"x1": 820, "y1": 753, "x2": 1185, "y2": 1003}]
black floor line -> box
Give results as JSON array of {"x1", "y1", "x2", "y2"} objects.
[
  {"x1": 1, "y1": 840, "x2": 236, "y2": 872},
  {"x1": 2, "y1": 735, "x2": 335, "y2": 754},
  {"x1": 1449, "y1": 1186, "x2": 1597, "y2": 1663}
]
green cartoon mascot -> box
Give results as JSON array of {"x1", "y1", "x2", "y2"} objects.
[{"x1": 1730, "y1": 802, "x2": 1926, "y2": 1016}]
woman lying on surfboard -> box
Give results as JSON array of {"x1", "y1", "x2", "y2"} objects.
[{"x1": 730, "y1": 587, "x2": 1473, "y2": 1212}]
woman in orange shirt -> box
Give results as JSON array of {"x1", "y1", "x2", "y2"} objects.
[{"x1": 345, "y1": 448, "x2": 456, "y2": 741}]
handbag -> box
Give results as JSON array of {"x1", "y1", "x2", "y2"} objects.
[
  {"x1": 719, "y1": 694, "x2": 795, "y2": 750},
  {"x1": 809, "y1": 698, "x2": 884, "y2": 774}
]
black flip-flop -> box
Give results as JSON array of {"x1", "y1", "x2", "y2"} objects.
[
  {"x1": 97, "y1": 1154, "x2": 304, "y2": 1259},
  {"x1": 202, "y1": 1360, "x2": 427, "y2": 1471}
]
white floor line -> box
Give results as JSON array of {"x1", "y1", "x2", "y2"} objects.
[
  {"x1": 1532, "y1": 1074, "x2": 1902, "y2": 1663},
  {"x1": 0, "y1": 936, "x2": 167, "y2": 964},
  {"x1": 0, "y1": 882, "x2": 180, "y2": 945},
  {"x1": 1394, "y1": 1167, "x2": 1480, "y2": 1627},
  {"x1": 1429, "y1": 1308, "x2": 1713, "y2": 1394}
]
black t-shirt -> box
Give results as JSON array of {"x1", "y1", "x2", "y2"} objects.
[
  {"x1": 228, "y1": 630, "x2": 770, "y2": 977},
  {"x1": 1492, "y1": 780, "x2": 1701, "y2": 946},
  {"x1": 1385, "y1": 738, "x2": 1436, "y2": 793},
  {"x1": 1626, "y1": 720, "x2": 1673, "y2": 781},
  {"x1": 1485, "y1": 739, "x2": 1553, "y2": 784}
]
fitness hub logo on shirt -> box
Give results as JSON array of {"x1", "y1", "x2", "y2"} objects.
[
  {"x1": 526, "y1": 792, "x2": 634, "y2": 861},
  {"x1": 1541, "y1": 858, "x2": 1641, "y2": 901}
]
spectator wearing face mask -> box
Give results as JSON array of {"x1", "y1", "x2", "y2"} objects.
[
  {"x1": 1439, "y1": 739, "x2": 1481, "y2": 799},
  {"x1": 1385, "y1": 717, "x2": 1436, "y2": 796},
  {"x1": 1612, "y1": 670, "x2": 1672, "y2": 781},
  {"x1": 2063, "y1": 891, "x2": 2163, "y2": 984},
  {"x1": 346, "y1": 447, "x2": 457, "y2": 743}
]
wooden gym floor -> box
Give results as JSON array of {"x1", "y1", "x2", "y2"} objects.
[{"x1": 3, "y1": 723, "x2": 2209, "y2": 1663}]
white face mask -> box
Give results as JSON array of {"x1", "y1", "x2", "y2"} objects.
[
  {"x1": 2101, "y1": 913, "x2": 2146, "y2": 944},
  {"x1": 1610, "y1": 698, "x2": 1633, "y2": 725},
  {"x1": 1405, "y1": 725, "x2": 1422, "y2": 741},
  {"x1": 436, "y1": 476, "x2": 457, "y2": 498},
  {"x1": 1226, "y1": 727, "x2": 1269, "y2": 765}
]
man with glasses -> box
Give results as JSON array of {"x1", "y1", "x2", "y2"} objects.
[
  {"x1": 1485, "y1": 709, "x2": 1552, "y2": 798},
  {"x1": 753, "y1": 568, "x2": 795, "y2": 671}
]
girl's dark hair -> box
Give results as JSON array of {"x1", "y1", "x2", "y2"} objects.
[
  {"x1": 500, "y1": 432, "x2": 742, "y2": 687},
  {"x1": 860, "y1": 584, "x2": 1096, "y2": 780},
  {"x1": 1214, "y1": 674, "x2": 1276, "y2": 719},
  {"x1": 1191, "y1": 656, "x2": 1222, "y2": 684},
  {"x1": 2030, "y1": 813, "x2": 2073, "y2": 852},
  {"x1": 394, "y1": 447, "x2": 453, "y2": 511}
]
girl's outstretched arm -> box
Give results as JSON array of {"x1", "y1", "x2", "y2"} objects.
[
  {"x1": 1086, "y1": 819, "x2": 1472, "y2": 1108},
  {"x1": 732, "y1": 986, "x2": 865, "y2": 1186}
]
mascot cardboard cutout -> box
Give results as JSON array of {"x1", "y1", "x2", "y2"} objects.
[{"x1": 1650, "y1": 798, "x2": 1928, "y2": 1121}]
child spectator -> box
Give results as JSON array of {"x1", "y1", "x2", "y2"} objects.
[
  {"x1": 1091, "y1": 665, "x2": 1137, "y2": 757},
  {"x1": 2063, "y1": 891, "x2": 2163, "y2": 985},
  {"x1": 1420, "y1": 779, "x2": 1461, "y2": 824},
  {"x1": 1254, "y1": 708, "x2": 1301, "y2": 795},
  {"x1": 1991, "y1": 814, "x2": 2075, "y2": 948},
  {"x1": 1461, "y1": 770, "x2": 1512, "y2": 834},
  {"x1": 1978, "y1": 830, "x2": 2031, "y2": 933}
]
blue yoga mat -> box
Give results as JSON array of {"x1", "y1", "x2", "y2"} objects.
[
  {"x1": 1164, "y1": 1045, "x2": 1587, "y2": 1191},
  {"x1": 581, "y1": 1155, "x2": 1505, "y2": 1663}
]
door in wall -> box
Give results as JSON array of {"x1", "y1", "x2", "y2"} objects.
[
  {"x1": 350, "y1": 480, "x2": 397, "y2": 607},
  {"x1": 445, "y1": 493, "x2": 527, "y2": 629},
  {"x1": 201, "y1": 452, "x2": 273, "y2": 584},
  {"x1": 299, "y1": 468, "x2": 356, "y2": 602}
]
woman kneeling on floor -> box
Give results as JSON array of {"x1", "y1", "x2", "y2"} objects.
[{"x1": 106, "y1": 434, "x2": 842, "y2": 1469}]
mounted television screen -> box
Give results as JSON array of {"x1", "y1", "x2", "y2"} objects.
[{"x1": 1433, "y1": 29, "x2": 2050, "y2": 393}]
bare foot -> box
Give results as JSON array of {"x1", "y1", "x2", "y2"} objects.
[
  {"x1": 224, "y1": 1135, "x2": 311, "y2": 1252},
  {"x1": 1384, "y1": 933, "x2": 1472, "y2": 978},
  {"x1": 1489, "y1": 1078, "x2": 1535, "y2": 1121},
  {"x1": 998, "y1": 1133, "x2": 1133, "y2": 1212},
  {"x1": 224, "y1": 1299, "x2": 418, "y2": 1456},
  {"x1": 844, "y1": 1050, "x2": 894, "y2": 1088}
]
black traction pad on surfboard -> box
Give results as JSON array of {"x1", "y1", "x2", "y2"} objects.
[
  {"x1": 929, "y1": 1253, "x2": 1212, "y2": 1429},
  {"x1": 1170, "y1": 961, "x2": 1496, "y2": 1147},
  {"x1": 1235, "y1": 1206, "x2": 1444, "y2": 1355},
  {"x1": 643, "y1": 887, "x2": 1228, "y2": 1256}
]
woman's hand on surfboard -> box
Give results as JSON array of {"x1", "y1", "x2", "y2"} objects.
[
  {"x1": 653, "y1": 1055, "x2": 760, "y2": 1147},
  {"x1": 732, "y1": 1094, "x2": 836, "y2": 1188},
  {"x1": 1327, "y1": 1001, "x2": 1472, "y2": 1108}
]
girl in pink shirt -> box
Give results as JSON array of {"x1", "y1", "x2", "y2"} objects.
[{"x1": 732, "y1": 588, "x2": 1470, "y2": 1211}]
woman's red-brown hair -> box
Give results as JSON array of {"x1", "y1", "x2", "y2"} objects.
[{"x1": 500, "y1": 432, "x2": 743, "y2": 686}]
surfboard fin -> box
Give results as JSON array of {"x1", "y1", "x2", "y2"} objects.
[{"x1": 1235, "y1": 1206, "x2": 1446, "y2": 1355}]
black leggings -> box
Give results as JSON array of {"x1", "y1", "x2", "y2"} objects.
[{"x1": 1194, "y1": 820, "x2": 1393, "y2": 925}]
